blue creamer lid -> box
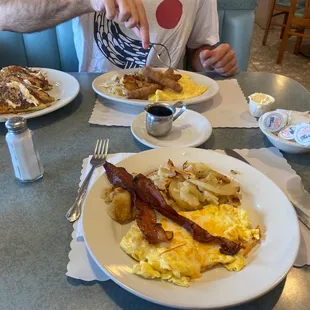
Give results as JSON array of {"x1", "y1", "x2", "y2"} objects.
[
  {"x1": 295, "y1": 124, "x2": 310, "y2": 147},
  {"x1": 263, "y1": 112, "x2": 286, "y2": 132},
  {"x1": 279, "y1": 125, "x2": 296, "y2": 141}
]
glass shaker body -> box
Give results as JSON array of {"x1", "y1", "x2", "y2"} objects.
[{"x1": 5, "y1": 118, "x2": 44, "y2": 183}]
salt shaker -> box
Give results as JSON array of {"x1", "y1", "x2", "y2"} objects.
[{"x1": 5, "y1": 117, "x2": 44, "y2": 182}]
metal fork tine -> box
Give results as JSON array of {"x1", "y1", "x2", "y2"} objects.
[
  {"x1": 136, "y1": 24, "x2": 172, "y2": 69},
  {"x1": 153, "y1": 46, "x2": 168, "y2": 68},
  {"x1": 96, "y1": 139, "x2": 102, "y2": 158},
  {"x1": 104, "y1": 139, "x2": 109, "y2": 159},
  {"x1": 94, "y1": 139, "x2": 99, "y2": 157},
  {"x1": 100, "y1": 140, "x2": 106, "y2": 159},
  {"x1": 152, "y1": 44, "x2": 173, "y2": 69}
]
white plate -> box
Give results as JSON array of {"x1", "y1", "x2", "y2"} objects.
[
  {"x1": 0, "y1": 68, "x2": 80, "y2": 122},
  {"x1": 82, "y1": 147, "x2": 300, "y2": 309},
  {"x1": 92, "y1": 68, "x2": 219, "y2": 107},
  {"x1": 131, "y1": 110, "x2": 212, "y2": 148}
]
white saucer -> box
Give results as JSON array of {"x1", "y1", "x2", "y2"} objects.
[{"x1": 131, "y1": 110, "x2": 212, "y2": 148}]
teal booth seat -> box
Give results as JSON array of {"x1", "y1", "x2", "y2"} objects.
[{"x1": 0, "y1": 0, "x2": 257, "y2": 72}]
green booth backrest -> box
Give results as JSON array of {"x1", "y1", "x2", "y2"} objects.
[{"x1": 0, "y1": 0, "x2": 257, "y2": 72}]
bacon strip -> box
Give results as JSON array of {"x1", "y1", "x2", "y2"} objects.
[
  {"x1": 133, "y1": 174, "x2": 241, "y2": 255},
  {"x1": 135, "y1": 196, "x2": 173, "y2": 244},
  {"x1": 104, "y1": 162, "x2": 173, "y2": 244},
  {"x1": 104, "y1": 162, "x2": 134, "y2": 192},
  {"x1": 104, "y1": 162, "x2": 240, "y2": 255}
]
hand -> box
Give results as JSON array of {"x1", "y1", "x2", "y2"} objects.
[
  {"x1": 199, "y1": 44, "x2": 237, "y2": 76},
  {"x1": 90, "y1": 0, "x2": 150, "y2": 49}
]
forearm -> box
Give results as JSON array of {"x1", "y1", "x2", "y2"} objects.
[
  {"x1": 188, "y1": 45, "x2": 214, "y2": 72},
  {"x1": 0, "y1": 0, "x2": 92, "y2": 32}
]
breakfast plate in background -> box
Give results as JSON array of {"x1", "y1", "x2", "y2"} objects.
[
  {"x1": 82, "y1": 147, "x2": 300, "y2": 309},
  {"x1": 131, "y1": 109, "x2": 213, "y2": 148},
  {"x1": 0, "y1": 68, "x2": 80, "y2": 122},
  {"x1": 92, "y1": 68, "x2": 219, "y2": 107}
]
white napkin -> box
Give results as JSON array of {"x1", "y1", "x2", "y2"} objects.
[
  {"x1": 66, "y1": 153, "x2": 135, "y2": 281},
  {"x1": 66, "y1": 148, "x2": 309, "y2": 282},
  {"x1": 191, "y1": 80, "x2": 258, "y2": 128},
  {"x1": 88, "y1": 79, "x2": 258, "y2": 128}
]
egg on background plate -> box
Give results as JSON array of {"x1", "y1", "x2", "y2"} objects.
[
  {"x1": 120, "y1": 204, "x2": 260, "y2": 287},
  {"x1": 148, "y1": 75, "x2": 208, "y2": 102}
]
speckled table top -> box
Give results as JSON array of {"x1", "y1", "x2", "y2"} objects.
[{"x1": 0, "y1": 72, "x2": 309, "y2": 310}]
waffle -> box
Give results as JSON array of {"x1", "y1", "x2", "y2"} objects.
[{"x1": 0, "y1": 66, "x2": 55, "y2": 115}]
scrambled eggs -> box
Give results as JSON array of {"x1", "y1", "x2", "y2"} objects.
[
  {"x1": 120, "y1": 204, "x2": 260, "y2": 287},
  {"x1": 148, "y1": 75, "x2": 208, "y2": 102}
]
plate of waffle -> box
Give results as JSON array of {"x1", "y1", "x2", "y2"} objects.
[
  {"x1": 0, "y1": 66, "x2": 80, "y2": 122},
  {"x1": 92, "y1": 67, "x2": 219, "y2": 106}
]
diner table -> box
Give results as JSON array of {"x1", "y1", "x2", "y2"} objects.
[{"x1": 0, "y1": 72, "x2": 309, "y2": 310}]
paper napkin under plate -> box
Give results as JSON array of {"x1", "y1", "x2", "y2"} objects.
[
  {"x1": 66, "y1": 148, "x2": 309, "y2": 281},
  {"x1": 89, "y1": 79, "x2": 258, "y2": 128},
  {"x1": 67, "y1": 153, "x2": 134, "y2": 282}
]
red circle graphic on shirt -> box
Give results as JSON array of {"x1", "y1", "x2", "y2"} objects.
[{"x1": 156, "y1": 0, "x2": 183, "y2": 29}]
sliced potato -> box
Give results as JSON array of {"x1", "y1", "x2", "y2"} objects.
[
  {"x1": 188, "y1": 178, "x2": 240, "y2": 196},
  {"x1": 167, "y1": 160, "x2": 195, "y2": 179},
  {"x1": 168, "y1": 178, "x2": 202, "y2": 211},
  {"x1": 203, "y1": 190, "x2": 219, "y2": 205},
  {"x1": 161, "y1": 191, "x2": 182, "y2": 211},
  {"x1": 183, "y1": 162, "x2": 230, "y2": 183},
  {"x1": 150, "y1": 175, "x2": 171, "y2": 191},
  {"x1": 180, "y1": 182, "x2": 205, "y2": 203},
  {"x1": 147, "y1": 164, "x2": 176, "y2": 191}
]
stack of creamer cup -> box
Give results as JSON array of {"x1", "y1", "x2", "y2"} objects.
[
  {"x1": 248, "y1": 92, "x2": 310, "y2": 148},
  {"x1": 262, "y1": 109, "x2": 310, "y2": 147}
]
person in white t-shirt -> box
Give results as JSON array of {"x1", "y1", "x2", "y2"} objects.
[
  {"x1": 74, "y1": 0, "x2": 237, "y2": 75},
  {"x1": 1, "y1": 0, "x2": 237, "y2": 76}
]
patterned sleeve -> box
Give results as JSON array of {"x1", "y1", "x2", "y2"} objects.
[{"x1": 186, "y1": 0, "x2": 219, "y2": 49}]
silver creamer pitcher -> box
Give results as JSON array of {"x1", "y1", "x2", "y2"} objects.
[{"x1": 144, "y1": 101, "x2": 186, "y2": 137}]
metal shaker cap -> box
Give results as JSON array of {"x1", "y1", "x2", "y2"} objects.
[{"x1": 5, "y1": 117, "x2": 28, "y2": 134}]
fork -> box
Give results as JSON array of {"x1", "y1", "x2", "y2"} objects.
[
  {"x1": 152, "y1": 44, "x2": 174, "y2": 70},
  {"x1": 135, "y1": 25, "x2": 175, "y2": 70},
  {"x1": 293, "y1": 205, "x2": 310, "y2": 232},
  {"x1": 66, "y1": 139, "x2": 109, "y2": 223},
  {"x1": 224, "y1": 148, "x2": 310, "y2": 231}
]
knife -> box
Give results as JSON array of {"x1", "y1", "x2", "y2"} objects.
[
  {"x1": 224, "y1": 148, "x2": 310, "y2": 231},
  {"x1": 224, "y1": 148, "x2": 251, "y2": 165}
]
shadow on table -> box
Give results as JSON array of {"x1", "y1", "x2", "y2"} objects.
[
  {"x1": 67, "y1": 277, "x2": 98, "y2": 287},
  {"x1": 283, "y1": 152, "x2": 310, "y2": 167},
  {"x1": 0, "y1": 93, "x2": 83, "y2": 135},
  {"x1": 131, "y1": 131, "x2": 216, "y2": 151},
  {"x1": 261, "y1": 135, "x2": 310, "y2": 167},
  {"x1": 67, "y1": 271, "x2": 286, "y2": 309},
  {"x1": 202, "y1": 132, "x2": 216, "y2": 149},
  {"x1": 92, "y1": 276, "x2": 286, "y2": 310}
]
